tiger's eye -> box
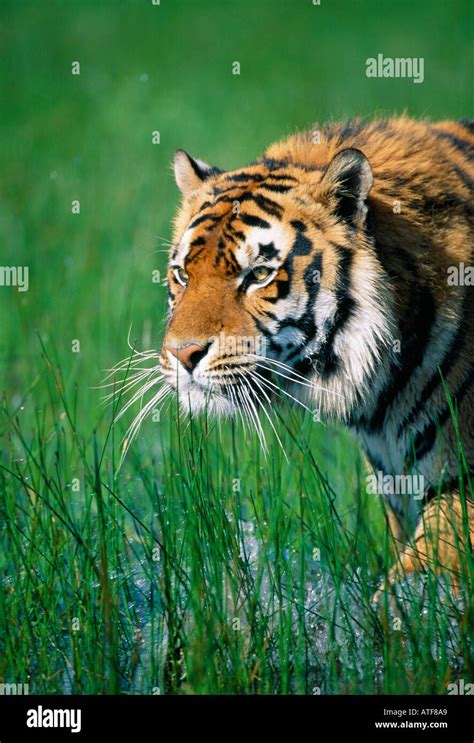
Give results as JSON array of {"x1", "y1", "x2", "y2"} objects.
[
  {"x1": 251, "y1": 266, "x2": 271, "y2": 283},
  {"x1": 174, "y1": 267, "x2": 189, "y2": 286}
]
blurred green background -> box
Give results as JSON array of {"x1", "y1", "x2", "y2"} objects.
[{"x1": 0, "y1": 0, "x2": 472, "y2": 400}]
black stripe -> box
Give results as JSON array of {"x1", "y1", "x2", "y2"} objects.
[
  {"x1": 225, "y1": 225, "x2": 245, "y2": 243},
  {"x1": 264, "y1": 172, "x2": 299, "y2": 182},
  {"x1": 208, "y1": 191, "x2": 283, "y2": 219},
  {"x1": 186, "y1": 246, "x2": 206, "y2": 265},
  {"x1": 282, "y1": 253, "x2": 322, "y2": 344},
  {"x1": 221, "y1": 228, "x2": 237, "y2": 246},
  {"x1": 260, "y1": 159, "x2": 294, "y2": 174},
  {"x1": 400, "y1": 290, "x2": 469, "y2": 435},
  {"x1": 422, "y1": 194, "x2": 474, "y2": 217},
  {"x1": 315, "y1": 248, "x2": 355, "y2": 376},
  {"x1": 294, "y1": 246, "x2": 355, "y2": 375},
  {"x1": 225, "y1": 172, "x2": 265, "y2": 183},
  {"x1": 206, "y1": 192, "x2": 245, "y2": 209},
  {"x1": 259, "y1": 183, "x2": 293, "y2": 193},
  {"x1": 452, "y1": 164, "x2": 474, "y2": 193},
  {"x1": 459, "y1": 119, "x2": 474, "y2": 134},
  {"x1": 410, "y1": 423, "x2": 437, "y2": 464},
  {"x1": 434, "y1": 129, "x2": 474, "y2": 157},
  {"x1": 280, "y1": 222, "x2": 319, "y2": 360},
  {"x1": 409, "y1": 363, "x2": 474, "y2": 464},
  {"x1": 257, "y1": 241, "x2": 279, "y2": 260},
  {"x1": 239, "y1": 213, "x2": 270, "y2": 229},
  {"x1": 213, "y1": 184, "x2": 247, "y2": 196},
  {"x1": 366, "y1": 251, "x2": 436, "y2": 432},
  {"x1": 267, "y1": 275, "x2": 290, "y2": 301},
  {"x1": 195, "y1": 200, "x2": 214, "y2": 213},
  {"x1": 289, "y1": 221, "x2": 311, "y2": 251},
  {"x1": 222, "y1": 248, "x2": 240, "y2": 273},
  {"x1": 252, "y1": 193, "x2": 283, "y2": 218},
  {"x1": 188, "y1": 213, "x2": 221, "y2": 230},
  {"x1": 336, "y1": 120, "x2": 367, "y2": 142}
]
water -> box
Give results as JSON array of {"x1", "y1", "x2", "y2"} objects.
[{"x1": 116, "y1": 520, "x2": 468, "y2": 694}]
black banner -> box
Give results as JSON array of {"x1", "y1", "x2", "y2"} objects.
[{"x1": 0, "y1": 694, "x2": 471, "y2": 741}]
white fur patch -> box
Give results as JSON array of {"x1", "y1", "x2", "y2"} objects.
[{"x1": 307, "y1": 252, "x2": 397, "y2": 419}]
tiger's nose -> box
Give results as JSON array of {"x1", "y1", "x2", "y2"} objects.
[{"x1": 166, "y1": 342, "x2": 210, "y2": 372}]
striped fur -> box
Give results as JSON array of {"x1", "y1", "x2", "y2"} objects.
[{"x1": 161, "y1": 117, "x2": 474, "y2": 590}]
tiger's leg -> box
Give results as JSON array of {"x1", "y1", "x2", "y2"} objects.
[
  {"x1": 374, "y1": 492, "x2": 474, "y2": 603},
  {"x1": 372, "y1": 497, "x2": 413, "y2": 606}
]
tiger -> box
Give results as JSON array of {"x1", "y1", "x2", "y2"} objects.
[{"x1": 159, "y1": 116, "x2": 474, "y2": 597}]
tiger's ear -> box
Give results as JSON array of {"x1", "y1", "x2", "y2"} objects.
[
  {"x1": 321, "y1": 148, "x2": 373, "y2": 227},
  {"x1": 173, "y1": 150, "x2": 222, "y2": 198}
]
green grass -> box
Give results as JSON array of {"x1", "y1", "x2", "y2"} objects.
[{"x1": 0, "y1": 0, "x2": 473, "y2": 695}]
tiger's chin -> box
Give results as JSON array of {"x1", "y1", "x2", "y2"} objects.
[
  {"x1": 172, "y1": 367, "x2": 358, "y2": 423},
  {"x1": 177, "y1": 385, "x2": 241, "y2": 418}
]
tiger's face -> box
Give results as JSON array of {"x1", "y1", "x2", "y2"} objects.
[{"x1": 160, "y1": 148, "x2": 394, "y2": 421}]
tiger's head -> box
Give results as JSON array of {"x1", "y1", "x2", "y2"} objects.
[{"x1": 160, "y1": 147, "x2": 395, "y2": 422}]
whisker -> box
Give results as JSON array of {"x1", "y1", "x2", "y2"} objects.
[
  {"x1": 239, "y1": 380, "x2": 268, "y2": 454},
  {"x1": 247, "y1": 353, "x2": 345, "y2": 398},
  {"x1": 103, "y1": 352, "x2": 162, "y2": 379},
  {"x1": 114, "y1": 374, "x2": 164, "y2": 421},
  {"x1": 119, "y1": 383, "x2": 172, "y2": 466},
  {"x1": 150, "y1": 232, "x2": 177, "y2": 248},
  {"x1": 98, "y1": 368, "x2": 159, "y2": 395},
  {"x1": 101, "y1": 340, "x2": 172, "y2": 467},
  {"x1": 227, "y1": 383, "x2": 247, "y2": 433},
  {"x1": 251, "y1": 369, "x2": 318, "y2": 417},
  {"x1": 253, "y1": 360, "x2": 344, "y2": 399},
  {"x1": 230, "y1": 378, "x2": 252, "y2": 435},
  {"x1": 242, "y1": 370, "x2": 288, "y2": 461}
]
